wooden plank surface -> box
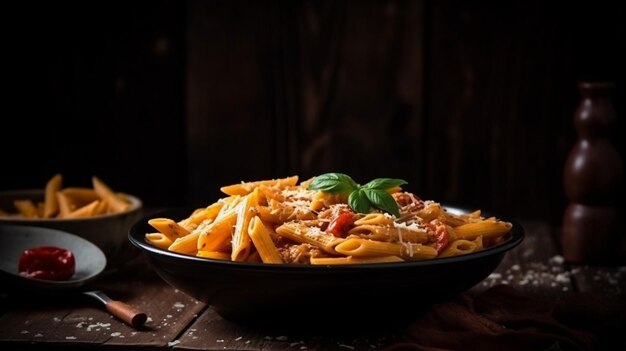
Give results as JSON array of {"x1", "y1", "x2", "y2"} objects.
[
  {"x1": 470, "y1": 220, "x2": 575, "y2": 298},
  {"x1": 0, "y1": 255, "x2": 206, "y2": 349},
  {"x1": 2, "y1": 219, "x2": 624, "y2": 350},
  {"x1": 173, "y1": 307, "x2": 401, "y2": 351},
  {"x1": 569, "y1": 265, "x2": 626, "y2": 300}
]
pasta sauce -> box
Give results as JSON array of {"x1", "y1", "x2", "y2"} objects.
[{"x1": 18, "y1": 246, "x2": 76, "y2": 281}]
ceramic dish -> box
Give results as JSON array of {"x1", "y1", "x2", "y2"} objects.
[
  {"x1": 129, "y1": 206, "x2": 524, "y2": 331},
  {"x1": 0, "y1": 224, "x2": 107, "y2": 290}
]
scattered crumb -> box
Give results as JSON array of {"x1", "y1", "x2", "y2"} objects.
[
  {"x1": 86, "y1": 322, "x2": 111, "y2": 332},
  {"x1": 550, "y1": 255, "x2": 564, "y2": 265}
]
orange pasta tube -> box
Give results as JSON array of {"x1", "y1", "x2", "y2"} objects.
[
  {"x1": 197, "y1": 211, "x2": 237, "y2": 252},
  {"x1": 310, "y1": 255, "x2": 404, "y2": 265},
  {"x1": 220, "y1": 175, "x2": 298, "y2": 196},
  {"x1": 178, "y1": 201, "x2": 224, "y2": 230},
  {"x1": 231, "y1": 188, "x2": 260, "y2": 261},
  {"x1": 275, "y1": 222, "x2": 344, "y2": 255},
  {"x1": 439, "y1": 236, "x2": 483, "y2": 258},
  {"x1": 453, "y1": 220, "x2": 512, "y2": 241},
  {"x1": 196, "y1": 250, "x2": 231, "y2": 260},
  {"x1": 92, "y1": 176, "x2": 129, "y2": 213},
  {"x1": 65, "y1": 200, "x2": 100, "y2": 218},
  {"x1": 145, "y1": 233, "x2": 173, "y2": 250},
  {"x1": 148, "y1": 218, "x2": 191, "y2": 242},
  {"x1": 248, "y1": 216, "x2": 283, "y2": 264},
  {"x1": 168, "y1": 232, "x2": 200, "y2": 255},
  {"x1": 334, "y1": 238, "x2": 437, "y2": 260},
  {"x1": 43, "y1": 173, "x2": 62, "y2": 218},
  {"x1": 13, "y1": 199, "x2": 39, "y2": 218},
  {"x1": 55, "y1": 192, "x2": 73, "y2": 218}
]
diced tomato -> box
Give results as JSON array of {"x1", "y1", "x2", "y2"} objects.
[
  {"x1": 327, "y1": 212, "x2": 356, "y2": 238},
  {"x1": 18, "y1": 246, "x2": 76, "y2": 281}
]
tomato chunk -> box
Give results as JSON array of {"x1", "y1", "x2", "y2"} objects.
[
  {"x1": 327, "y1": 212, "x2": 356, "y2": 238},
  {"x1": 18, "y1": 246, "x2": 76, "y2": 281}
]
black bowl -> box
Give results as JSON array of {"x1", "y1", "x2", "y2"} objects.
[{"x1": 129, "y1": 206, "x2": 524, "y2": 332}]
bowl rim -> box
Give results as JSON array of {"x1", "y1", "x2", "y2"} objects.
[
  {"x1": 128, "y1": 205, "x2": 525, "y2": 271},
  {"x1": 0, "y1": 188, "x2": 142, "y2": 222}
]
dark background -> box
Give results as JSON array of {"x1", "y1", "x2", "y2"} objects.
[{"x1": 2, "y1": 0, "x2": 624, "y2": 225}]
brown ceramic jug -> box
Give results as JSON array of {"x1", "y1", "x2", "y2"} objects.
[{"x1": 562, "y1": 81, "x2": 623, "y2": 264}]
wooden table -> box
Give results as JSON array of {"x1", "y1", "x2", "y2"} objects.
[{"x1": 1, "y1": 219, "x2": 624, "y2": 350}]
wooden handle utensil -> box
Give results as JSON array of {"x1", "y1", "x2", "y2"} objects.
[{"x1": 83, "y1": 290, "x2": 148, "y2": 328}]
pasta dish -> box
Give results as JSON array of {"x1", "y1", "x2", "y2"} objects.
[{"x1": 144, "y1": 174, "x2": 513, "y2": 265}]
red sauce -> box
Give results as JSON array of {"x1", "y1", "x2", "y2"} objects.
[{"x1": 18, "y1": 246, "x2": 76, "y2": 281}]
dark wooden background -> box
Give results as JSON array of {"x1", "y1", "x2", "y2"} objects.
[{"x1": 2, "y1": 0, "x2": 624, "y2": 225}]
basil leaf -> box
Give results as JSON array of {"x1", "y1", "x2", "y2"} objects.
[
  {"x1": 307, "y1": 173, "x2": 358, "y2": 194},
  {"x1": 348, "y1": 189, "x2": 371, "y2": 214},
  {"x1": 308, "y1": 179, "x2": 354, "y2": 193},
  {"x1": 331, "y1": 173, "x2": 359, "y2": 189},
  {"x1": 362, "y1": 188, "x2": 400, "y2": 217},
  {"x1": 362, "y1": 178, "x2": 408, "y2": 190},
  {"x1": 308, "y1": 173, "x2": 404, "y2": 216}
]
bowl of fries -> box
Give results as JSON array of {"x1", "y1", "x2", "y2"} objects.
[
  {"x1": 128, "y1": 174, "x2": 524, "y2": 331},
  {"x1": 0, "y1": 174, "x2": 143, "y2": 269}
]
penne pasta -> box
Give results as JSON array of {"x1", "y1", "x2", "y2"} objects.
[
  {"x1": 55, "y1": 191, "x2": 74, "y2": 218},
  {"x1": 143, "y1": 173, "x2": 513, "y2": 265},
  {"x1": 43, "y1": 173, "x2": 62, "y2": 218},
  {"x1": 196, "y1": 250, "x2": 231, "y2": 260},
  {"x1": 145, "y1": 233, "x2": 173, "y2": 250},
  {"x1": 13, "y1": 199, "x2": 39, "y2": 218},
  {"x1": 248, "y1": 216, "x2": 283, "y2": 264},
  {"x1": 453, "y1": 220, "x2": 512, "y2": 241},
  {"x1": 231, "y1": 188, "x2": 260, "y2": 261},
  {"x1": 168, "y1": 232, "x2": 200, "y2": 255},
  {"x1": 61, "y1": 187, "x2": 100, "y2": 206},
  {"x1": 197, "y1": 211, "x2": 237, "y2": 252},
  {"x1": 275, "y1": 222, "x2": 344, "y2": 255},
  {"x1": 178, "y1": 201, "x2": 224, "y2": 231},
  {"x1": 439, "y1": 236, "x2": 483, "y2": 258},
  {"x1": 0, "y1": 174, "x2": 134, "y2": 219},
  {"x1": 310, "y1": 255, "x2": 404, "y2": 265},
  {"x1": 148, "y1": 218, "x2": 191, "y2": 242},
  {"x1": 65, "y1": 200, "x2": 100, "y2": 218},
  {"x1": 335, "y1": 238, "x2": 437, "y2": 260},
  {"x1": 92, "y1": 176, "x2": 130, "y2": 213},
  {"x1": 220, "y1": 175, "x2": 298, "y2": 196},
  {"x1": 353, "y1": 213, "x2": 394, "y2": 226},
  {"x1": 348, "y1": 224, "x2": 429, "y2": 243}
]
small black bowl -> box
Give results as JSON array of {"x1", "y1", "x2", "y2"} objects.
[{"x1": 129, "y1": 206, "x2": 524, "y2": 332}]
